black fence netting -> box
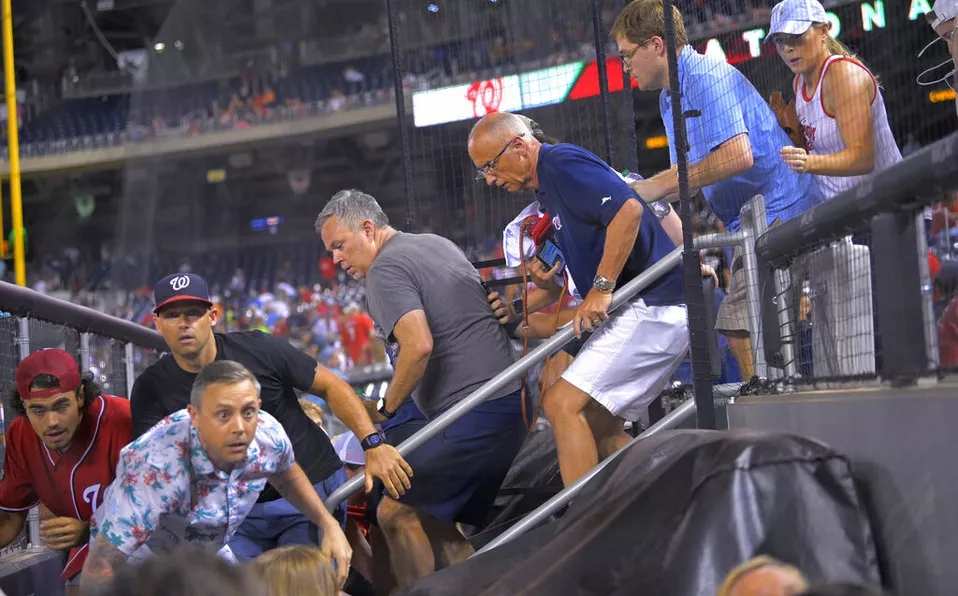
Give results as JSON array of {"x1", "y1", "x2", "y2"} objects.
[
  {"x1": 651, "y1": 0, "x2": 955, "y2": 386},
  {"x1": 389, "y1": 0, "x2": 643, "y2": 258}
]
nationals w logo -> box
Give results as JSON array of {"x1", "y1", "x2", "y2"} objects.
[
  {"x1": 170, "y1": 275, "x2": 191, "y2": 291},
  {"x1": 466, "y1": 78, "x2": 504, "y2": 118}
]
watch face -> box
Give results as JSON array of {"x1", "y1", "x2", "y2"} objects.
[{"x1": 650, "y1": 200, "x2": 671, "y2": 219}]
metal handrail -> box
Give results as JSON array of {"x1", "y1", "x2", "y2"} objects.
[
  {"x1": 474, "y1": 397, "x2": 698, "y2": 556},
  {"x1": 324, "y1": 244, "x2": 685, "y2": 510},
  {"x1": 0, "y1": 281, "x2": 166, "y2": 349}
]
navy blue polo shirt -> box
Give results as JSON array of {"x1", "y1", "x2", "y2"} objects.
[{"x1": 535, "y1": 143, "x2": 683, "y2": 306}]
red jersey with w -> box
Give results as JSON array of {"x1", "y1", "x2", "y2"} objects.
[{"x1": 0, "y1": 394, "x2": 132, "y2": 580}]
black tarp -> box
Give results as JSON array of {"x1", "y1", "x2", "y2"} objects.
[
  {"x1": 467, "y1": 425, "x2": 563, "y2": 549},
  {"x1": 400, "y1": 429, "x2": 881, "y2": 596}
]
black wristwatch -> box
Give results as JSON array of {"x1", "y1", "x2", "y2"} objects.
[
  {"x1": 376, "y1": 398, "x2": 396, "y2": 419},
  {"x1": 360, "y1": 431, "x2": 387, "y2": 451}
]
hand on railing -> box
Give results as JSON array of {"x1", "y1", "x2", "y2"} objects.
[{"x1": 701, "y1": 264, "x2": 718, "y2": 286}]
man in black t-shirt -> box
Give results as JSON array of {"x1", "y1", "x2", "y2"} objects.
[{"x1": 130, "y1": 273, "x2": 412, "y2": 562}]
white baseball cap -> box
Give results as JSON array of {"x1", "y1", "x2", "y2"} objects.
[
  {"x1": 768, "y1": 0, "x2": 828, "y2": 38},
  {"x1": 929, "y1": 0, "x2": 958, "y2": 29},
  {"x1": 333, "y1": 432, "x2": 365, "y2": 466}
]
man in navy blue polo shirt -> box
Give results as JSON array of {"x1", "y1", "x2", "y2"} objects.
[{"x1": 468, "y1": 111, "x2": 689, "y2": 486}]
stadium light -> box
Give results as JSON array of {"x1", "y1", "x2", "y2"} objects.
[{"x1": 153, "y1": 42, "x2": 165, "y2": 52}]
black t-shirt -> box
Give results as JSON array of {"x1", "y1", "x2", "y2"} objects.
[{"x1": 130, "y1": 331, "x2": 342, "y2": 502}]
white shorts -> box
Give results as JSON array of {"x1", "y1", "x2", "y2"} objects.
[{"x1": 561, "y1": 297, "x2": 689, "y2": 421}]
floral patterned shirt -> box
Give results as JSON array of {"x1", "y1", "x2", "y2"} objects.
[{"x1": 91, "y1": 409, "x2": 294, "y2": 556}]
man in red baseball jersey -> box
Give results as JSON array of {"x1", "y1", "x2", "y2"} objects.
[{"x1": 0, "y1": 349, "x2": 132, "y2": 592}]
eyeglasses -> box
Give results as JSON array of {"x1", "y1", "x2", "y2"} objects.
[
  {"x1": 474, "y1": 133, "x2": 525, "y2": 181},
  {"x1": 619, "y1": 38, "x2": 653, "y2": 66}
]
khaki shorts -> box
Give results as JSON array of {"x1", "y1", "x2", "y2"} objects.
[
  {"x1": 715, "y1": 246, "x2": 751, "y2": 334},
  {"x1": 715, "y1": 219, "x2": 787, "y2": 335}
]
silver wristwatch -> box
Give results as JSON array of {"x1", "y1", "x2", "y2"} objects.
[
  {"x1": 377, "y1": 398, "x2": 396, "y2": 419},
  {"x1": 593, "y1": 274, "x2": 616, "y2": 293}
]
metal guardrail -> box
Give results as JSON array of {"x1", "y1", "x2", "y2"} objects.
[
  {"x1": 0, "y1": 281, "x2": 165, "y2": 350},
  {"x1": 756, "y1": 131, "x2": 958, "y2": 270}
]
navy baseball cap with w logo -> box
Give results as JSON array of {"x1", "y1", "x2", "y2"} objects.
[{"x1": 153, "y1": 273, "x2": 213, "y2": 313}]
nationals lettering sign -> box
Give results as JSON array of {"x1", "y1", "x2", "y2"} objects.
[{"x1": 413, "y1": 75, "x2": 523, "y2": 127}]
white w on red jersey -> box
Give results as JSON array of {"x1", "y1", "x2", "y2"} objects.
[{"x1": 794, "y1": 54, "x2": 902, "y2": 200}]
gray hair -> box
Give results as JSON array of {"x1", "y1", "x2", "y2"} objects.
[
  {"x1": 315, "y1": 189, "x2": 390, "y2": 232},
  {"x1": 190, "y1": 360, "x2": 261, "y2": 408}
]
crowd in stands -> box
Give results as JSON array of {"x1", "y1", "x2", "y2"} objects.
[
  {"x1": 0, "y1": 0, "x2": 953, "y2": 594},
  {"x1": 0, "y1": 0, "x2": 791, "y2": 160}
]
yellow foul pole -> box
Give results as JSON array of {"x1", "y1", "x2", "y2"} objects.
[{"x1": 2, "y1": 0, "x2": 24, "y2": 286}]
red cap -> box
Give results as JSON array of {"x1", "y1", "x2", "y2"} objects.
[{"x1": 15, "y1": 349, "x2": 82, "y2": 400}]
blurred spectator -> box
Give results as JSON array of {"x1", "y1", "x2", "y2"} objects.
[
  {"x1": 300, "y1": 397, "x2": 327, "y2": 431},
  {"x1": 717, "y1": 555, "x2": 809, "y2": 596},
  {"x1": 250, "y1": 545, "x2": 341, "y2": 596},
  {"x1": 340, "y1": 303, "x2": 376, "y2": 367},
  {"x1": 902, "y1": 132, "x2": 922, "y2": 156},
  {"x1": 333, "y1": 432, "x2": 375, "y2": 590},
  {"x1": 102, "y1": 547, "x2": 267, "y2": 596}
]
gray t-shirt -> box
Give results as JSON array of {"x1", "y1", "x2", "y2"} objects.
[{"x1": 365, "y1": 232, "x2": 520, "y2": 417}]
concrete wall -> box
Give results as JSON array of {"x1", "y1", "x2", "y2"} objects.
[{"x1": 728, "y1": 385, "x2": 958, "y2": 596}]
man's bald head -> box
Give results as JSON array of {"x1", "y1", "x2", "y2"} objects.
[{"x1": 469, "y1": 112, "x2": 532, "y2": 145}]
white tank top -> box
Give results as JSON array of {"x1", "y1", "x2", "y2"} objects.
[{"x1": 794, "y1": 54, "x2": 902, "y2": 201}]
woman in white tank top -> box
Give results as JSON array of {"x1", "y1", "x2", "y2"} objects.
[{"x1": 768, "y1": 0, "x2": 902, "y2": 200}]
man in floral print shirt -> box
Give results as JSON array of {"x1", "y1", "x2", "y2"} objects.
[{"x1": 80, "y1": 361, "x2": 352, "y2": 592}]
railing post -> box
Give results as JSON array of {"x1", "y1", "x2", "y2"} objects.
[
  {"x1": 15, "y1": 317, "x2": 39, "y2": 547},
  {"x1": 80, "y1": 332, "x2": 91, "y2": 371},
  {"x1": 774, "y1": 268, "x2": 800, "y2": 379},
  {"x1": 739, "y1": 196, "x2": 769, "y2": 379},
  {"x1": 916, "y1": 212, "x2": 938, "y2": 370},
  {"x1": 16, "y1": 316, "x2": 28, "y2": 359},
  {"x1": 871, "y1": 211, "x2": 928, "y2": 381},
  {"x1": 124, "y1": 342, "x2": 135, "y2": 396}
]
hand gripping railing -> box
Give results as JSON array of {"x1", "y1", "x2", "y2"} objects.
[{"x1": 324, "y1": 244, "x2": 684, "y2": 511}]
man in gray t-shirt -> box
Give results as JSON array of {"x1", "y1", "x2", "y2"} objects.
[
  {"x1": 317, "y1": 189, "x2": 527, "y2": 589},
  {"x1": 365, "y1": 232, "x2": 519, "y2": 416}
]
